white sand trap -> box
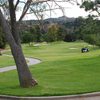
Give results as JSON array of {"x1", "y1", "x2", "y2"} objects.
[
  {"x1": 34, "y1": 44, "x2": 40, "y2": 47},
  {"x1": 69, "y1": 48, "x2": 78, "y2": 49},
  {"x1": 88, "y1": 45, "x2": 92, "y2": 47},
  {"x1": 42, "y1": 43, "x2": 48, "y2": 45}
]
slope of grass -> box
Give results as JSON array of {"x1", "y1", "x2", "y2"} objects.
[{"x1": 0, "y1": 41, "x2": 100, "y2": 96}]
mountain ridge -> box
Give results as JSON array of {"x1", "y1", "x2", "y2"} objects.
[{"x1": 22, "y1": 16, "x2": 76, "y2": 25}]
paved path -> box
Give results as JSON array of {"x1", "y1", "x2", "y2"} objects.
[
  {"x1": 0, "y1": 54, "x2": 41, "y2": 72},
  {"x1": 0, "y1": 92, "x2": 100, "y2": 100}
]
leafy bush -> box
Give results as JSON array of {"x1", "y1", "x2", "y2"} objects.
[
  {"x1": 20, "y1": 31, "x2": 34, "y2": 43},
  {"x1": 43, "y1": 24, "x2": 66, "y2": 42},
  {"x1": 64, "y1": 33, "x2": 76, "y2": 42},
  {"x1": 30, "y1": 25, "x2": 41, "y2": 42}
]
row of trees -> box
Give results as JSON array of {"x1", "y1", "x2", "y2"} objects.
[
  {"x1": 20, "y1": 22, "x2": 77, "y2": 44},
  {"x1": 78, "y1": 0, "x2": 100, "y2": 46},
  {"x1": 21, "y1": 17, "x2": 100, "y2": 45},
  {"x1": 1, "y1": 16, "x2": 100, "y2": 48},
  {"x1": 79, "y1": 17, "x2": 100, "y2": 46},
  {"x1": 20, "y1": 24, "x2": 66, "y2": 43}
]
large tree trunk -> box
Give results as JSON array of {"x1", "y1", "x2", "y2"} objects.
[
  {"x1": 0, "y1": 9, "x2": 37, "y2": 88},
  {"x1": 11, "y1": 44, "x2": 37, "y2": 87}
]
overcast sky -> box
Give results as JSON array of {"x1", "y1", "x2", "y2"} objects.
[{"x1": 16, "y1": 0, "x2": 92, "y2": 20}]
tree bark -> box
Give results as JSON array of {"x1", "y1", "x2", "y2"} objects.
[
  {"x1": 11, "y1": 44, "x2": 38, "y2": 87},
  {"x1": 8, "y1": 0, "x2": 21, "y2": 46},
  {"x1": 0, "y1": 8, "x2": 37, "y2": 87}
]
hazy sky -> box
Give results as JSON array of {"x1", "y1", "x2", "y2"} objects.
[{"x1": 16, "y1": 0, "x2": 91, "y2": 20}]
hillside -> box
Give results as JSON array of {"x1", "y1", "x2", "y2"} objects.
[{"x1": 22, "y1": 16, "x2": 75, "y2": 25}]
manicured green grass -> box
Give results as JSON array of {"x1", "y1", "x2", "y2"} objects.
[
  {"x1": 0, "y1": 41, "x2": 100, "y2": 96},
  {"x1": 0, "y1": 55, "x2": 15, "y2": 68}
]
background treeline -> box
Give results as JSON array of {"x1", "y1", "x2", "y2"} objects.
[
  {"x1": 19, "y1": 16, "x2": 78, "y2": 43},
  {"x1": 0, "y1": 16, "x2": 100, "y2": 48},
  {"x1": 20, "y1": 16, "x2": 100, "y2": 46},
  {"x1": 74, "y1": 16, "x2": 100, "y2": 46}
]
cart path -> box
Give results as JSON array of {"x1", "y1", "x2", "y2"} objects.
[
  {"x1": 0, "y1": 54, "x2": 41, "y2": 72},
  {"x1": 0, "y1": 92, "x2": 100, "y2": 100}
]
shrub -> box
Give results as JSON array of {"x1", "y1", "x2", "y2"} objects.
[
  {"x1": 20, "y1": 31, "x2": 34, "y2": 43},
  {"x1": 64, "y1": 33, "x2": 76, "y2": 42}
]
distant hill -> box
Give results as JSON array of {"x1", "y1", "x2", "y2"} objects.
[
  {"x1": 22, "y1": 16, "x2": 75, "y2": 25},
  {"x1": 44, "y1": 16, "x2": 75, "y2": 24}
]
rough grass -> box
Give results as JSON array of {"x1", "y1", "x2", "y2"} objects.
[{"x1": 0, "y1": 41, "x2": 100, "y2": 96}]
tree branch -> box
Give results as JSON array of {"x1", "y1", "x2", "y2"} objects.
[
  {"x1": 17, "y1": 0, "x2": 74, "y2": 22},
  {"x1": 18, "y1": 0, "x2": 32, "y2": 22},
  {"x1": 14, "y1": 0, "x2": 20, "y2": 10}
]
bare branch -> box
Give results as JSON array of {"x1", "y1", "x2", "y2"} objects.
[
  {"x1": 53, "y1": 0, "x2": 65, "y2": 16},
  {"x1": 14, "y1": 0, "x2": 20, "y2": 10},
  {"x1": 46, "y1": 1, "x2": 52, "y2": 17},
  {"x1": 28, "y1": 7, "x2": 68, "y2": 14},
  {"x1": 17, "y1": 0, "x2": 75, "y2": 22},
  {"x1": 31, "y1": 0, "x2": 50, "y2": 5},
  {"x1": 29, "y1": 7, "x2": 41, "y2": 25},
  {"x1": 18, "y1": 0, "x2": 50, "y2": 21},
  {"x1": 18, "y1": 0, "x2": 32, "y2": 22}
]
